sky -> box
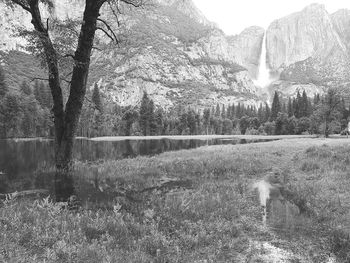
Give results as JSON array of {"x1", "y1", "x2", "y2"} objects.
[{"x1": 192, "y1": 0, "x2": 350, "y2": 35}]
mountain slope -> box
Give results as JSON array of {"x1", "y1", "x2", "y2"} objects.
[
  {"x1": 89, "y1": 2, "x2": 265, "y2": 109},
  {"x1": 265, "y1": 4, "x2": 350, "y2": 97},
  {"x1": 0, "y1": 0, "x2": 267, "y2": 109}
]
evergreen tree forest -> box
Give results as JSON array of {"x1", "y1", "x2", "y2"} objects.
[
  {"x1": 1, "y1": 65, "x2": 349, "y2": 138},
  {"x1": 0, "y1": 66, "x2": 54, "y2": 138}
]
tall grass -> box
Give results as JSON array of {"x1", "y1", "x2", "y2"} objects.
[{"x1": 1, "y1": 138, "x2": 350, "y2": 262}]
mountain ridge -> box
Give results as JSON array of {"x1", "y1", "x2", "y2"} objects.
[{"x1": 1, "y1": 1, "x2": 350, "y2": 109}]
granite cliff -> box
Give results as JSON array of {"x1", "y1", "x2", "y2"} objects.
[
  {"x1": 0, "y1": 0, "x2": 266, "y2": 110},
  {"x1": 266, "y1": 4, "x2": 350, "y2": 96}
]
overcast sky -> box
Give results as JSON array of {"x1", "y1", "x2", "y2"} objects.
[{"x1": 192, "y1": 0, "x2": 350, "y2": 35}]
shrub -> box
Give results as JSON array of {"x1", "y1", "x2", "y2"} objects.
[{"x1": 300, "y1": 161, "x2": 320, "y2": 172}]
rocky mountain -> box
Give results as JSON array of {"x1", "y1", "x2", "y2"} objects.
[
  {"x1": 0, "y1": 0, "x2": 267, "y2": 110},
  {"x1": 266, "y1": 4, "x2": 350, "y2": 97},
  {"x1": 2, "y1": 1, "x2": 350, "y2": 109},
  {"x1": 266, "y1": 4, "x2": 346, "y2": 71}
]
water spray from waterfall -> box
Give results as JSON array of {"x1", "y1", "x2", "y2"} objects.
[{"x1": 254, "y1": 31, "x2": 272, "y2": 88}]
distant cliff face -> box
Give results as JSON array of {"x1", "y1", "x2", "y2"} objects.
[
  {"x1": 266, "y1": 4, "x2": 346, "y2": 72},
  {"x1": 228, "y1": 26, "x2": 265, "y2": 78},
  {"x1": 187, "y1": 26, "x2": 264, "y2": 79},
  {"x1": 265, "y1": 3, "x2": 350, "y2": 97},
  {"x1": 331, "y1": 9, "x2": 350, "y2": 51}
]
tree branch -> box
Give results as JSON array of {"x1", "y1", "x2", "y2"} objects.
[
  {"x1": 96, "y1": 26, "x2": 115, "y2": 43},
  {"x1": 10, "y1": 0, "x2": 31, "y2": 12},
  {"x1": 46, "y1": 18, "x2": 49, "y2": 32},
  {"x1": 107, "y1": 1, "x2": 121, "y2": 27},
  {"x1": 120, "y1": 0, "x2": 143, "y2": 8},
  {"x1": 97, "y1": 18, "x2": 119, "y2": 45}
]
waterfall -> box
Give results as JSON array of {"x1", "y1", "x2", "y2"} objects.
[{"x1": 254, "y1": 31, "x2": 271, "y2": 88}]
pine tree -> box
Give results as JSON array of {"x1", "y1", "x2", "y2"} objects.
[
  {"x1": 92, "y1": 83, "x2": 103, "y2": 112},
  {"x1": 257, "y1": 103, "x2": 264, "y2": 122},
  {"x1": 154, "y1": 108, "x2": 164, "y2": 135},
  {"x1": 34, "y1": 80, "x2": 44, "y2": 106},
  {"x1": 203, "y1": 108, "x2": 210, "y2": 135},
  {"x1": 42, "y1": 83, "x2": 53, "y2": 108},
  {"x1": 21, "y1": 111, "x2": 32, "y2": 137},
  {"x1": 139, "y1": 92, "x2": 156, "y2": 136},
  {"x1": 148, "y1": 100, "x2": 157, "y2": 135},
  {"x1": 264, "y1": 103, "x2": 271, "y2": 122},
  {"x1": 287, "y1": 98, "x2": 293, "y2": 117},
  {"x1": 239, "y1": 116, "x2": 249, "y2": 134},
  {"x1": 226, "y1": 105, "x2": 231, "y2": 119},
  {"x1": 295, "y1": 90, "x2": 302, "y2": 118},
  {"x1": 179, "y1": 111, "x2": 189, "y2": 134},
  {"x1": 231, "y1": 103, "x2": 235, "y2": 119},
  {"x1": 3, "y1": 94, "x2": 21, "y2": 137},
  {"x1": 221, "y1": 104, "x2": 226, "y2": 119},
  {"x1": 122, "y1": 107, "x2": 138, "y2": 136},
  {"x1": 314, "y1": 94, "x2": 320, "y2": 105},
  {"x1": 236, "y1": 103, "x2": 241, "y2": 118},
  {"x1": 187, "y1": 109, "x2": 197, "y2": 135},
  {"x1": 301, "y1": 90, "x2": 309, "y2": 117},
  {"x1": 270, "y1": 91, "x2": 281, "y2": 121},
  {"x1": 215, "y1": 103, "x2": 221, "y2": 117},
  {"x1": 0, "y1": 66, "x2": 8, "y2": 97}
]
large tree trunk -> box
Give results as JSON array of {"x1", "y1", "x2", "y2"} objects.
[
  {"x1": 25, "y1": 0, "x2": 103, "y2": 201},
  {"x1": 55, "y1": 1, "x2": 102, "y2": 200}
]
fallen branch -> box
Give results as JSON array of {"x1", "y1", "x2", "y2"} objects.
[
  {"x1": 139, "y1": 179, "x2": 193, "y2": 193},
  {"x1": 0, "y1": 189, "x2": 49, "y2": 201}
]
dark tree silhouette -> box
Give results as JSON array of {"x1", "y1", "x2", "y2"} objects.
[
  {"x1": 0, "y1": 66, "x2": 8, "y2": 97},
  {"x1": 313, "y1": 88, "x2": 342, "y2": 138},
  {"x1": 92, "y1": 83, "x2": 103, "y2": 113},
  {"x1": 270, "y1": 91, "x2": 281, "y2": 121}
]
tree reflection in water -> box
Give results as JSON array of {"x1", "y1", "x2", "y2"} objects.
[
  {"x1": 0, "y1": 138, "x2": 275, "y2": 203},
  {"x1": 54, "y1": 172, "x2": 75, "y2": 202}
]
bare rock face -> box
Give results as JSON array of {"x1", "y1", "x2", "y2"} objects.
[
  {"x1": 91, "y1": 42, "x2": 263, "y2": 110},
  {"x1": 228, "y1": 26, "x2": 265, "y2": 79},
  {"x1": 155, "y1": 0, "x2": 213, "y2": 26},
  {"x1": 1, "y1": 0, "x2": 267, "y2": 110},
  {"x1": 266, "y1": 4, "x2": 350, "y2": 99},
  {"x1": 331, "y1": 9, "x2": 350, "y2": 51},
  {"x1": 266, "y1": 4, "x2": 346, "y2": 72},
  {"x1": 194, "y1": 26, "x2": 264, "y2": 79}
]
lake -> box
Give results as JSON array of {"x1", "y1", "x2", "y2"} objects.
[{"x1": 0, "y1": 137, "x2": 275, "y2": 201}]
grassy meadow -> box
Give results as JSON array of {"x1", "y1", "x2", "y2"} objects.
[{"x1": 1, "y1": 137, "x2": 350, "y2": 262}]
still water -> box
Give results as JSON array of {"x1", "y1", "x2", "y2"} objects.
[{"x1": 0, "y1": 137, "x2": 271, "y2": 195}]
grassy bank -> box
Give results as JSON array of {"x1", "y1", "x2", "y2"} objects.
[{"x1": 1, "y1": 138, "x2": 350, "y2": 262}]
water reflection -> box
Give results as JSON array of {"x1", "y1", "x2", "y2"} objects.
[
  {"x1": 267, "y1": 199, "x2": 300, "y2": 231},
  {"x1": 54, "y1": 173, "x2": 75, "y2": 202},
  {"x1": 0, "y1": 137, "x2": 273, "y2": 195}
]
